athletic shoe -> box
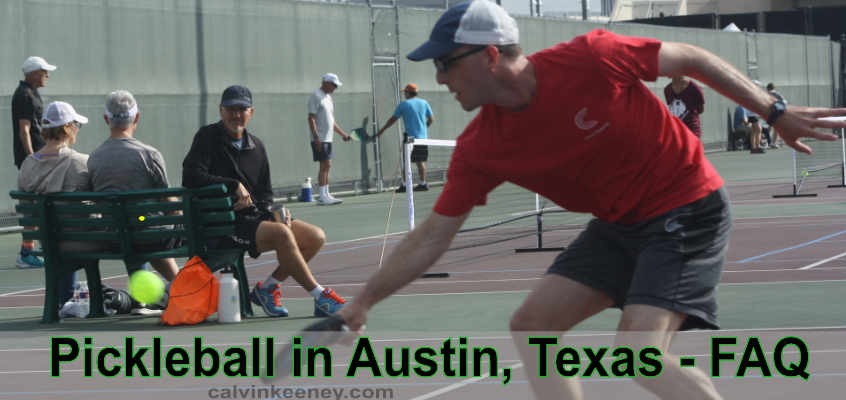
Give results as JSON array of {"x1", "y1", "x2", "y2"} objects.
[
  {"x1": 395, "y1": 184, "x2": 406, "y2": 193},
  {"x1": 16, "y1": 253, "x2": 44, "y2": 269},
  {"x1": 249, "y1": 282, "x2": 289, "y2": 317},
  {"x1": 317, "y1": 196, "x2": 342, "y2": 205},
  {"x1": 413, "y1": 183, "x2": 429, "y2": 191},
  {"x1": 314, "y1": 288, "x2": 346, "y2": 317}
]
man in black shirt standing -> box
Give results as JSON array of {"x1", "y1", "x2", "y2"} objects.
[
  {"x1": 182, "y1": 85, "x2": 347, "y2": 318},
  {"x1": 11, "y1": 56, "x2": 56, "y2": 268}
]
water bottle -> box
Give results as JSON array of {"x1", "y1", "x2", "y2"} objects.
[
  {"x1": 79, "y1": 281, "x2": 89, "y2": 305},
  {"x1": 78, "y1": 281, "x2": 90, "y2": 317},
  {"x1": 218, "y1": 267, "x2": 241, "y2": 323},
  {"x1": 299, "y1": 177, "x2": 313, "y2": 202}
]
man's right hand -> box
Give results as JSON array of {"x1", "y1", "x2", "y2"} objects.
[
  {"x1": 337, "y1": 301, "x2": 368, "y2": 334},
  {"x1": 234, "y1": 183, "x2": 252, "y2": 211}
]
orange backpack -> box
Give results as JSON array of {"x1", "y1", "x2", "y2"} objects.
[{"x1": 161, "y1": 256, "x2": 219, "y2": 326}]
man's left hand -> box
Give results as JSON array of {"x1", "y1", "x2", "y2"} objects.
[{"x1": 773, "y1": 106, "x2": 846, "y2": 154}]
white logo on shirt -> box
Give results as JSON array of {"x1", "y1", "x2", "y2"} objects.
[
  {"x1": 668, "y1": 99, "x2": 689, "y2": 120},
  {"x1": 574, "y1": 107, "x2": 610, "y2": 140}
]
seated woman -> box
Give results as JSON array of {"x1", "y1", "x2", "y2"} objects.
[{"x1": 17, "y1": 101, "x2": 90, "y2": 306}]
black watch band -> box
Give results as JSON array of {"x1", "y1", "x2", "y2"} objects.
[{"x1": 766, "y1": 99, "x2": 786, "y2": 125}]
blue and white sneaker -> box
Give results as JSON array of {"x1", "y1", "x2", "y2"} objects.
[
  {"x1": 249, "y1": 282, "x2": 289, "y2": 317},
  {"x1": 314, "y1": 288, "x2": 346, "y2": 317},
  {"x1": 16, "y1": 252, "x2": 44, "y2": 269}
]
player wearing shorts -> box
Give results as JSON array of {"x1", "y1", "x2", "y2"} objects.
[
  {"x1": 337, "y1": 2, "x2": 846, "y2": 399},
  {"x1": 376, "y1": 83, "x2": 435, "y2": 192},
  {"x1": 183, "y1": 85, "x2": 346, "y2": 318}
]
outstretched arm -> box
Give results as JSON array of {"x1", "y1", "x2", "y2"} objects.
[
  {"x1": 338, "y1": 211, "x2": 469, "y2": 330},
  {"x1": 376, "y1": 116, "x2": 399, "y2": 137},
  {"x1": 658, "y1": 41, "x2": 846, "y2": 154}
]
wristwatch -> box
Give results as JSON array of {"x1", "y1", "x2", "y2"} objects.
[{"x1": 766, "y1": 99, "x2": 787, "y2": 125}]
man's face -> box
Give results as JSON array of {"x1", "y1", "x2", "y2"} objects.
[
  {"x1": 322, "y1": 81, "x2": 338, "y2": 94},
  {"x1": 28, "y1": 69, "x2": 49, "y2": 88},
  {"x1": 219, "y1": 105, "x2": 253, "y2": 136},
  {"x1": 435, "y1": 45, "x2": 490, "y2": 111}
]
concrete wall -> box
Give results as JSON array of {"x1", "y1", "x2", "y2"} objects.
[{"x1": 1, "y1": 0, "x2": 837, "y2": 211}]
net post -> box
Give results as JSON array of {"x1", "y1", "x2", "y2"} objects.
[
  {"x1": 827, "y1": 127, "x2": 846, "y2": 188},
  {"x1": 515, "y1": 193, "x2": 565, "y2": 253},
  {"x1": 405, "y1": 140, "x2": 415, "y2": 230},
  {"x1": 774, "y1": 148, "x2": 818, "y2": 197}
]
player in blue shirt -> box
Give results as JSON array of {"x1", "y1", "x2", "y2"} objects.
[{"x1": 376, "y1": 83, "x2": 434, "y2": 192}]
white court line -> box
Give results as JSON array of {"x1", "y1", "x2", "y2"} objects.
[
  {"x1": 409, "y1": 362, "x2": 524, "y2": 400},
  {"x1": 799, "y1": 250, "x2": 846, "y2": 270}
]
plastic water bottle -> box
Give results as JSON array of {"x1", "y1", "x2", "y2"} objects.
[
  {"x1": 299, "y1": 177, "x2": 313, "y2": 202},
  {"x1": 78, "y1": 281, "x2": 90, "y2": 317},
  {"x1": 218, "y1": 267, "x2": 241, "y2": 323},
  {"x1": 79, "y1": 281, "x2": 89, "y2": 306}
]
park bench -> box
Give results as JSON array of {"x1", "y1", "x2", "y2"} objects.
[{"x1": 9, "y1": 184, "x2": 253, "y2": 323}]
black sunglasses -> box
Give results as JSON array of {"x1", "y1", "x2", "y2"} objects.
[{"x1": 433, "y1": 46, "x2": 487, "y2": 73}]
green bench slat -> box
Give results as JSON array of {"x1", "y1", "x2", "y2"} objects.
[
  {"x1": 195, "y1": 198, "x2": 233, "y2": 210},
  {"x1": 15, "y1": 203, "x2": 38, "y2": 214},
  {"x1": 125, "y1": 202, "x2": 184, "y2": 214},
  {"x1": 201, "y1": 226, "x2": 236, "y2": 238},
  {"x1": 57, "y1": 232, "x2": 121, "y2": 241},
  {"x1": 132, "y1": 229, "x2": 187, "y2": 242},
  {"x1": 51, "y1": 203, "x2": 107, "y2": 214},
  {"x1": 18, "y1": 216, "x2": 44, "y2": 227},
  {"x1": 198, "y1": 211, "x2": 235, "y2": 224},
  {"x1": 128, "y1": 247, "x2": 191, "y2": 261},
  {"x1": 56, "y1": 218, "x2": 115, "y2": 229},
  {"x1": 127, "y1": 215, "x2": 186, "y2": 228},
  {"x1": 21, "y1": 232, "x2": 45, "y2": 241}
]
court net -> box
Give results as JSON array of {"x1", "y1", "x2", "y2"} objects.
[
  {"x1": 399, "y1": 138, "x2": 587, "y2": 251},
  {"x1": 781, "y1": 124, "x2": 846, "y2": 197}
]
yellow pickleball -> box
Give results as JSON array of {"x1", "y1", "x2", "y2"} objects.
[
  {"x1": 128, "y1": 270, "x2": 164, "y2": 304},
  {"x1": 138, "y1": 215, "x2": 145, "y2": 222}
]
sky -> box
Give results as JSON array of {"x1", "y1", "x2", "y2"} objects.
[{"x1": 500, "y1": 0, "x2": 604, "y2": 15}]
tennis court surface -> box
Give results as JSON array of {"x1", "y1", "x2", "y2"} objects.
[{"x1": 0, "y1": 148, "x2": 844, "y2": 399}]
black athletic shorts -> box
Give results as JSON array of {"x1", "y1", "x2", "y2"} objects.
[
  {"x1": 311, "y1": 141, "x2": 333, "y2": 161},
  {"x1": 410, "y1": 145, "x2": 429, "y2": 163},
  {"x1": 210, "y1": 206, "x2": 274, "y2": 259},
  {"x1": 547, "y1": 187, "x2": 731, "y2": 330}
]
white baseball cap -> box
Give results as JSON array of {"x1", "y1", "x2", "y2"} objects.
[
  {"x1": 322, "y1": 73, "x2": 343, "y2": 87},
  {"x1": 22, "y1": 56, "x2": 57, "y2": 74},
  {"x1": 42, "y1": 101, "x2": 88, "y2": 128}
]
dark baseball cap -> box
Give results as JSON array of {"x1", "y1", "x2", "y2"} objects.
[{"x1": 220, "y1": 85, "x2": 252, "y2": 108}]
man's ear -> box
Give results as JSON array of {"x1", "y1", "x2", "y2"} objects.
[
  {"x1": 134, "y1": 112, "x2": 140, "y2": 124},
  {"x1": 485, "y1": 45, "x2": 500, "y2": 72}
]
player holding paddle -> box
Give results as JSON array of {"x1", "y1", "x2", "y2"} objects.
[{"x1": 301, "y1": 1, "x2": 846, "y2": 397}]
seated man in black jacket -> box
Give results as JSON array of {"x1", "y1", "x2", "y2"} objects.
[{"x1": 182, "y1": 85, "x2": 346, "y2": 318}]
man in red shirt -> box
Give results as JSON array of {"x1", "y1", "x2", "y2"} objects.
[
  {"x1": 338, "y1": 1, "x2": 845, "y2": 398},
  {"x1": 664, "y1": 76, "x2": 705, "y2": 137}
]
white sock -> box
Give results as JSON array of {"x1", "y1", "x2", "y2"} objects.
[
  {"x1": 309, "y1": 285, "x2": 326, "y2": 299},
  {"x1": 320, "y1": 185, "x2": 329, "y2": 198},
  {"x1": 261, "y1": 276, "x2": 281, "y2": 290}
]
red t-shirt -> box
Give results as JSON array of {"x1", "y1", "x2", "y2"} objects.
[
  {"x1": 663, "y1": 80, "x2": 705, "y2": 137},
  {"x1": 433, "y1": 29, "x2": 723, "y2": 224}
]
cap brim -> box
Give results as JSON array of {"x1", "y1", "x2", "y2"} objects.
[
  {"x1": 42, "y1": 64, "x2": 57, "y2": 71},
  {"x1": 220, "y1": 99, "x2": 252, "y2": 108},
  {"x1": 407, "y1": 40, "x2": 462, "y2": 61},
  {"x1": 75, "y1": 114, "x2": 88, "y2": 124}
]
